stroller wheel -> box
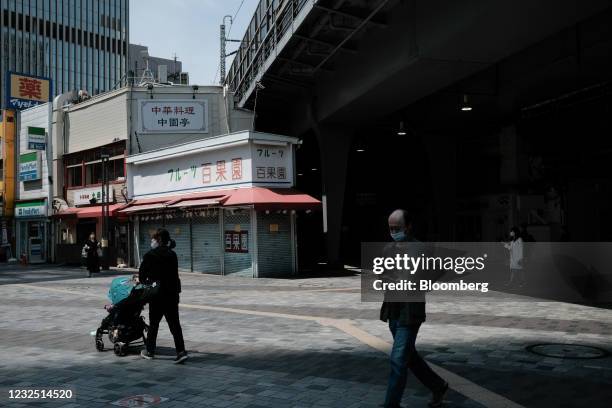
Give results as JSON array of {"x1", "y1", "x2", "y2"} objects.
[
  {"x1": 95, "y1": 328, "x2": 104, "y2": 351},
  {"x1": 113, "y1": 342, "x2": 126, "y2": 357}
]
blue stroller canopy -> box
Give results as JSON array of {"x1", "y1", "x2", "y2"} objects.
[{"x1": 108, "y1": 277, "x2": 135, "y2": 304}]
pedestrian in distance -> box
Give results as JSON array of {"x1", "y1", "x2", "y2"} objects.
[
  {"x1": 83, "y1": 232, "x2": 101, "y2": 278},
  {"x1": 381, "y1": 209, "x2": 449, "y2": 408},
  {"x1": 139, "y1": 228, "x2": 188, "y2": 364},
  {"x1": 503, "y1": 226, "x2": 524, "y2": 287}
]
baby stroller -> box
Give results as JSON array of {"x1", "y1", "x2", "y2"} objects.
[{"x1": 95, "y1": 276, "x2": 158, "y2": 356}]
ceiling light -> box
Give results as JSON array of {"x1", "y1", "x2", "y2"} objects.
[
  {"x1": 460, "y1": 94, "x2": 472, "y2": 111},
  {"x1": 397, "y1": 121, "x2": 407, "y2": 136}
]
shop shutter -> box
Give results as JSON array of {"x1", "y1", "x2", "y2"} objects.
[
  {"x1": 138, "y1": 219, "x2": 164, "y2": 262},
  {"x1": 165, "y1": 217, "x2": 191, "y2": 272},
  {"x1": 223, "y1": 211, "x2": 252, "y2": 277},
  {"x1": 192, "y1": 211, "x2": 222, "y2": 274},
  {"x1": 257, "y1": 213, "x2": 292, "y2": 277}
]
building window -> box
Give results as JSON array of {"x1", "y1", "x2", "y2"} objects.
[
  {"x1": 67, "y1": 166, "x2": 83, "y2": 187},
  {"x1": 86, "y1": 162, "x2": 103, "y2": 185}
]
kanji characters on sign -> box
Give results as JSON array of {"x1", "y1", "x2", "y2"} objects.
[{"x1": 18, "y1": 77, "x2": 43, "y2": 99}]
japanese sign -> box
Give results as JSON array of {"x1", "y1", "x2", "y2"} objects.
[
  {"x1": 252, "y1": 145, "x2": 290, "y2": 183},
  {"x1": 224, "y1": 230, "x2": 248, "y2": 253},
  {"x1": 128, "y1": 132, "x2": 296, "y2": 198},
  {"x1": 5, "y1": 72, "x2": 52, "y2": 110},
  {"x1": 139, "y1": 100, "x2": 208, "y2": 133},
  {"x1": 73, "y1": 186, "x2": 116, "y2": 206},
  {"x1": 15, "y1": 200, "x2": 47, "y2": 218},
  {"x1": 19, "y1": 152, "x2": 42, "y2": 181},
  {"x1": 28, "y1": 126, "x2": 46, "y2": 150}
]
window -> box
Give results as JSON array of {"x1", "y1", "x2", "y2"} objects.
[
  {"x1": 86, "y1": 162, "x2": 102, "y2": 185},
  {"x1": 67, "y1": 165, "x2": 83, "y2": 187}
]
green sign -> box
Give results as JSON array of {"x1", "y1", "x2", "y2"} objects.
[
  {"x1": 19, "y1": 151, "x2": 41, "y2": 181},
  {"x1": 15, "y1": 200, "x2": 46, "y2": 218},
  {"x1": 28, "y1": 126, "x2": 46, "y2": 150}
]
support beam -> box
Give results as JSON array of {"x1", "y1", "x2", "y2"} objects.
[
  {"x1": 315, "y1": 4, "x2": 388, "y2": 27},
  {"x1": 314, "y1": 124, "x2": 354, "y2": 267}
]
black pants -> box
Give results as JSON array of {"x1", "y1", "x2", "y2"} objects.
[{"x1": 146, "y1": 298, "x2": 185, "y2": 355}]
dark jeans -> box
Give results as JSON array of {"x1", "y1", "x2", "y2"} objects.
[
  {"x1": 384, "y1": 320, "x2": 445, "y2": 408},
  {"x1": 146, "y1": 298, "x2": 185, "y2": 355}
]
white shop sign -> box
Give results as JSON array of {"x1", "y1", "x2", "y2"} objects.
[
  {"x1": 139, "y1": 100, "x2": 208, "y2": 133},
  {"x1": 130, "y1": 140, "x2": 293, "y2": 198},
  {"x1": 74, "y1": 186, "x2": 116, "y2": 206}
]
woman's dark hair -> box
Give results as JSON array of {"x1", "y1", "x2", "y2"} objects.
[{"x1": 153, "y1": 228, "x2": 171, "y2": 246}]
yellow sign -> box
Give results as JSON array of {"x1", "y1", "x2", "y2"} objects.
[{"x1": 6, "y1": 72, "x2": 51, "y2": 110}]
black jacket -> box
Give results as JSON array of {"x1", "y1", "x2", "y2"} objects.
[
  {"x1": 138, "y1": 246, "x2": 181, "y2": 301},
  {"x1": 379, "y1": 237, "x2": 426, "y2": 325}
]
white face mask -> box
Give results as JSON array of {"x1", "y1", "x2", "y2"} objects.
[
  {"x1": 151, "y1": 239, "x2": 159, "y2": 249},
  {"x1": 510, "y1": 231, "x2": 515, "y2": 238}
]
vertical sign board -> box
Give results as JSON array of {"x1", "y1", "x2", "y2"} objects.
[
  {"x1": 5, "y1": 72, "x2": 52, "y2": 110},
  {"x1": 27, "y1": 127, "x2": 46, "y2": 150},
  {"x1": 19, "y1": 152, "x2": 42, "y2": 181}
]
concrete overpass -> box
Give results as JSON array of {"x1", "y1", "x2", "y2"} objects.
[{"x1": 226, "y1": 0, "x2": 612, "y2": 265}]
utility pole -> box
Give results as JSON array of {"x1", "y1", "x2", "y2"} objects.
[
  {"x1": 220, "y1": 15, "x2": 241, "y2": 85},
  {"x1": 100, "y1": 148, "x2": 110, "y2": 270}
]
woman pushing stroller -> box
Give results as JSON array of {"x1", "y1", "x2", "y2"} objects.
[{"x1": 138, "y1": 228, "x2": 189, "y2": 364}]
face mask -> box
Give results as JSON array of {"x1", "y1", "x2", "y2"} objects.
[
  {"x1": 151, "y1": 239, "x2": 159, "y2": 249},
  {"x1": 510, "y1": 231, "x2": 515, "y2": 238},
  {"x1": 390, "y1": 230, "x2": 407, "y2": 242}
]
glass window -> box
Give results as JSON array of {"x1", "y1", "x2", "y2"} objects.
[
  {"x1": 86, "y1": 162, "x2": 102, "y2": 185},
  {"x1": 67, "y1": 166, "x2": 83, "y2": 187}
]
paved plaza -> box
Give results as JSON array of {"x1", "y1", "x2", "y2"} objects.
[{"x1": 0, "y1": 264, "x2": 611, "y2": 407}]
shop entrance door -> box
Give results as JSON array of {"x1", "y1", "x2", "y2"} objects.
[{"x1": 25, "y1": 221, "x2": 46, "y2": 263}]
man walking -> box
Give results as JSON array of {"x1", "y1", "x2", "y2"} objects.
[{"x1": 381, "y1": 209, "x2": 448, "y2": 408}]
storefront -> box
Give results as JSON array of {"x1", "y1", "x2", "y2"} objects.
[
  {"x1": 124, "y1": 131, "x2": 320, "y2": 277},
  {"x1": 15, "y1": 199, "x2": 48, "y2": 263},
  {"x1": 53, "y1": 203, "x2": 129, "y2": 265}
]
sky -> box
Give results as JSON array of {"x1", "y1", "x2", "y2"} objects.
[{"x1": 130, "y1": 0, "x2": 259, "y2": 85}]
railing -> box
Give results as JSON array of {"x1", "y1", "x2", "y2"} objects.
[{"x1": 225, "y1": 0, "x2": 313, "y2": 105}]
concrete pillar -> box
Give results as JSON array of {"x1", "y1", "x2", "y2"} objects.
[
  {"x1": 424, "y1": 133, "x2": 457, "y2": 241},
  {"x1": 314, "y1": 124, "x2": 353, "y2": 267}
]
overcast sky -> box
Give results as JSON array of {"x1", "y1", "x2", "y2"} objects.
[{"x1": 130, "y1": 0, "x2": 259, "y2": 85}]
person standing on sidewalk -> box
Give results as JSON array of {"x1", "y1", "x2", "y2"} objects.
[
  {"x1": 139, "y1": 228, "x2": 188, "y2": 364},
  {"x1": 381, "y1": 209, "x2": 448, "y2": 408},
  {"x1": 504, "y1": 226, "x2": 524, "y2": 287},
  {"x1": 84, "y1": 232, "x2": 100, "y2": 278}
]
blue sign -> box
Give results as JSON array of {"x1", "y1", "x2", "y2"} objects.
[{"x1": 5, "y1": 72, "x2": 52, "y2": 110}]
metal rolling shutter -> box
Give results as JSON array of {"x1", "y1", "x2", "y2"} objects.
[
  {"x1": 165, "y1": 217, "x2": 191, "y2": 272},
  {"x1": 192, "y1": 211, "x2": 222, "y2": 274},
  {"x1": 223, "y1": 211, "x2": 252, "y2": 277},
  {"x1": 138, "y1": 219, "x2": 165, "y2": 262},
  {"x1": 257, "y1": 213, "x2": 292, "y2": 277}
]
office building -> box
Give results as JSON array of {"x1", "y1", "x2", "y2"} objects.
[{"x1": 1, "y1": 0, "x2": 129, "y2": 107}]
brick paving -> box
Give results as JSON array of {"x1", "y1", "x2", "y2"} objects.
[{"x1": 0, "y1": 265, "x2": 610, "y2": 407}]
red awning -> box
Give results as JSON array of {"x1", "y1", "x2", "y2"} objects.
[
  {"x1": 54, "y1": 204, "x2": 126, "y2": 218},
  {"x1": 124, "y1": 187, "x2": 320, "y2": 212},
  {"x1": 223, "y1": 187, "x2": 321, "y2": 210}
]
